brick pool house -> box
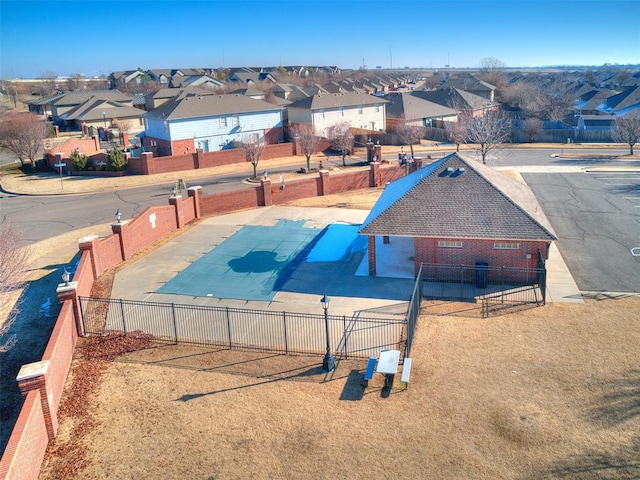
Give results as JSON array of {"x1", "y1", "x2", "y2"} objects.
[{"x1": 359, "y1": 153, "x2": 557, "y2": 283}]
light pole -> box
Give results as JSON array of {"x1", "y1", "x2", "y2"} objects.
[
  {"x1": 320, "y1": 295, "x2": 335, "y2": 372},
  {"x1": 102, "y1": 111, "x2": 107, "y2": 129}
]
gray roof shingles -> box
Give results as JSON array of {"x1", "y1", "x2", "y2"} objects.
[
  {"x1": 143, "y1": 93, "x2": 281, "y2": 121},
  {"x1": 360, "y1": 153, "x2": 557, "y2": 241}
]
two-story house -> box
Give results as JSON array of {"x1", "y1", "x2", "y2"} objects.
[
  {"x1": 287, "y1": 92, "x2": 388, "y2": 136},
  {"x1": 141, "y1": 92, "x2": 284, "y2": 156}
]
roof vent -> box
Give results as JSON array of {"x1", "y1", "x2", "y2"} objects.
[
  {"x1": 457, "y1": 167, "x2": 465, "y2": 173},
  {"x1": 446, "y1": 167, "x2": 454, "y2": 173}
]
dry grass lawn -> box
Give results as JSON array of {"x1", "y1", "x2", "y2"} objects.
[
  {"x1": 39, "y1": 296, "x2": 640, "y2": 480},
  {"x1": 38, "y1": 187, "x2": 640, "y2": 480}
]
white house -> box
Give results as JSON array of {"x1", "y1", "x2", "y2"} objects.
[
  {"x1": 287, "y1": 92, "x2": 388, "y2": 136},
  {"x1": 142, "y1": 93, "x2": 284, "y2": 156}
]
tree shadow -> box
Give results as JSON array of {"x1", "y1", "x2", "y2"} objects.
[
  {"x1": 588, "y1": 370, "x2": 640, "y2": 428},
  {"x1": 538, "y1": 438, "x2": 639, "y2": 479},
  {"x1": 531, "y1": 370, "x2": 640, "y2": 479},
  {"x1": 0, "y1": 257, "x2": 77, "y2": 454}
]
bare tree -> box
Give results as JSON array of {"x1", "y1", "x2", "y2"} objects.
[
  {"x1": 465, "y1": 110, "x2": 511, "y2": 164},
  {"x1": 240, "y1": 133, "x2": 266, "y2": 179},
  {"x1": 291, "y1": 123, "x2": 321, "y2": 172},
  {"x1": 611, "y1": 115, "x2": 640, "y2": 155},
  {"x1": 0, "y1": 222, "x2": 32, "y2": 352},
  {"x1": 522, "y1": 117, "x2": 543, "y2": 142},
  {"x1": 0, "y1": 111, "x2": 52, "y2": 167},
  {"x1": 326, "y1": 121, "x2": 354, "y2": 167},
  {"x1": 66, "y1": 73, "x2": 84, "y2": 92},
  {"x1": 38, "y1": 71, "x2": 58, "y2": 95},
  {"x1": 478, "y1": 57, "x2": 506, "y2": 87},
  {"x1": 445, "y1": 118, "x2": 468, "y2": 152},
  {"x1": 395, "y1": 118, "x2": 426, "y2": 158}
]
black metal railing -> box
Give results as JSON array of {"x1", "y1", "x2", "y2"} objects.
[
  {"x1": 404, "y1": 263, "x2": 424, "y2": 359},
  {"x1": 420, "y1": 262, "x2": 546, "y2": 317},
  {"x1": 79, "y1": 297, "x2": 405, "y2": 359}
]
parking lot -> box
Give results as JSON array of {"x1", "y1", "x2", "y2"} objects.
[{"x1": 523, "y1": 170, "x2": 640, "y2": 293}]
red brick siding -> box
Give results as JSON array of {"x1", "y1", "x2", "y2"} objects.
[
  {"x1": 263, "y1": 127, "x2": 284, "y2": 145},
  {"x1": 0, "y1": 390, "x2": 48, "y2": 480},
  {"x1": 120, "y1": 206, "x2": 177, "y2": 259},
  {"x1": 263, "y1": 142, "x2": 292, "y2": 159},
  {"x1": 328, "y1": 170, "x2": 371, "y2": 194},
  {"x1": 73, "y1": 252, "x2": 95, "y2": 298},
  {"x1": 179, "y1": 196, "x2": 196, "y2": 224},
  {"x1": 271, "y1": 177, "x2": 321, "y2": 204},
  {"x1": 93, "y1": 234, "x2": 124, "y2": 277},
  {"x1": 42, "y1": 301, "x2": 77, "y2": 414},
  {"x1": 198, "y1": 149, "x2": 246, "y2": 169},
  {"x1": 200, "y1": 188, "x2": 261, "y2": 216},
  {"x1": 414, "y1": 237, "x2": 550, "y2": 278}
]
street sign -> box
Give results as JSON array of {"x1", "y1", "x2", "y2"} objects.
[{"x1": 54, "y1": 162, "x2": 66, "y2": 168}]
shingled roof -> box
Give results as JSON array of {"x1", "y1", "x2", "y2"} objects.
[
  {"x1": 287, "y1": 91, "x2": 388, "y2": 110},
  {"x1": 360, "y1": 153, "x2": 556, "y2": 241},
  {"x1": 143, "y1": 93, "x2": 281, "y2": 121}
]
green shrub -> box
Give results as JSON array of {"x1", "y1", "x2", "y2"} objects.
[
  {"x1": 106, "y1": 147, "x2": 128, "y2": 172},
  {"x1": 70, "y1": 149, "x2": 88, "y2": 170}
]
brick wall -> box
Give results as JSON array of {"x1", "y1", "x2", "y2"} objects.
[
  {"x1": 414, "y1": 237, "x2": 550, "y2": 279},
  {"x1": 93, "y1": 235, "x2": 124, "y2": 278},
  {"x1": 200, "y1": 187, "x2": 262, "y2": 216},
  {"x1": 0, "y1": 391, "x2": 48, "y2": 480},
  {"x1": 42, "y1": 302, "x2": 77, "y2": 414},
  {"x1": 270, "y1": 177, "x2": 321, "y2": 204},
  {"x1": 73, "y1": 251, "x2": 95, "y2": 298},
  {"x1": 117, "y1": 206, "x2": 176, "y2": 260}
]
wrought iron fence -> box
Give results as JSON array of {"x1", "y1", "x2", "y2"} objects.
[
  {"x1": 78, "y1": 297, "x2": 405, "y2": 359},
  {"x1": 405, "y1": 263, "x2": 424, "y2": 359},
  {"x1": 420, "y1": 262, "x2": 546, "y2": 317}
]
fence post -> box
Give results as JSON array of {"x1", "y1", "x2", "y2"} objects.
[
  {"x1": 343, "y1": 316, "x2": 348, "y2": 359},
  {"x1": 120, "y1": 298, "x2": 127, "y2": 335},
  {"x1": 226, "y1": 307, "x2": 232, "y2": 349},
  {"x1": 501, "y1": 267, "x2": 505, "y2": 304},
  {"x1": 283, "y1": 311, "x2": 288, "y2": 355},
  {"x1": 172, "y1": 303, "x2": 178, "y2": 344},
  {"x1": 459, "y1": 264, "x2": 464, "y2": 300}
]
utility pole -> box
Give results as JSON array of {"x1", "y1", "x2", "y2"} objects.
[{"x1": 390, "y1": 45, "x2": 393, "y2": 69}]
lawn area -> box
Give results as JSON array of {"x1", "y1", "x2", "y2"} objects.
[{"x1": 39, "y1": 294, "x2": 640, "y2": 480}]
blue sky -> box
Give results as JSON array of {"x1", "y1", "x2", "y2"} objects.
[{"x1": 1, "y1": 0, "x2": 639, "y2": 78}]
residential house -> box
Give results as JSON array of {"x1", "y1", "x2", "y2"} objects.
[
  {"x1": 27, "y1": 92, "x2": 64, "y2": 117},
  {"x1": 287, "y1": 92, "x2": 388, "y2": 136},
  {"x1": 411, "y1": 88, "x2": 498, "y2": 117},
  {"x1": 144, "y1": 86, "x2": 218, "y2": 111},
  {"x1": 440, "y1": 74, "x2": 497, "y2": 102},
  {"x1": 109, "y1": 69, "x2": 149, "y2": 89},
  {"x1": 383, "y1": 92, "x2": 459, "y2": 130},
  {"x1": 169, "y1": 74, "x2": 226, "y2": 90},
  {"x1": 59, "y1": 97, "x2": 144, "y2": 135},
  {"x1": 359, "y1": 153, "x2": 556, "y2": 277},
  {"x1": 141, "y1": 93, "x2": 284, "y2": 156},
  {"x1": 48, "y1": 90, "x2": 136, "y2": 132}
]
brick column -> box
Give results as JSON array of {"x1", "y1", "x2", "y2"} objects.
[
  {"x1": 260, "y1": 178, "x2": 272, "y2": 206},
  {"x1": 187, "y1": 186, "x2": 202, "y2": 219},
  {"x1": 193, "y1": 148, "x2": 202, "y2": 170},
  {"x1": 413, "y1": 157, "x2": 423, "y2": 170},
  {"x1": 111, "y1": 220, "x2": 130, "y2": 260},
  {"x1": 374, "y1": 144, "x2": 382, "y2": 162},
  {"x1": 57, "y1": 281, "x2": 84, "y2": 337},
  {"x1": 122, "y1": 132, "x2": 129, "y2": 147},
  {"x1": 17, "y1": 361, "x2": 57, "y2": 440},
  {"x1": 368, "y1": 236, "x2": 377, "y2": 276},
  {"x1": 169, "y1": 194, "x2": 184, "y2": 228},
  {"x1": 369, "y1": 162, "x2": 380, "y2": 187},
  {"x1": 93, "y1": 135, "x2": 100, "y2": 151},
  {"x1": 366, "y1": 141, "x2": 374, "y2": 162},
  {"x1": 78, "y1": 235, "x2": 99, "y2": 281},
  {"x1": 140, "y1": 151, "x2": 153, "y2": 175},
  {"x1": 319, "y1": 170, "x2": 330, "y2": 196}
]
